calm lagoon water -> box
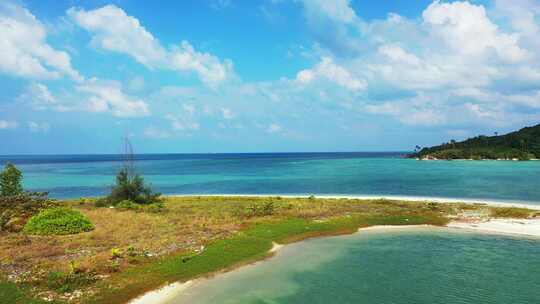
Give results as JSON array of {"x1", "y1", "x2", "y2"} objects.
[
  {"x1": 1, "y1": 152, "x2": 540, "y2": 203},
  {"x1": 171, "y1": 229, "x2": 540, "y2": 304}
]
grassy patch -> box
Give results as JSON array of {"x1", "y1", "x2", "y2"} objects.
[
  {"x1": 0, "y1": 280, "x2": 53, "y2": 304},
  {"x1": 86, "y1": 212, "x2": 448, "y2": 304},
  {"x1": 24, "y1": 208, "x2": 94, "y2": 236},
  {"x1": 490, "y1": 207, "x2": 533, "y2": 218}
]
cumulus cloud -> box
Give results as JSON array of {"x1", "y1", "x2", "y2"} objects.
[
  {"x1": 20, "y1": 80, "x2": 150, "y2": 118},
  {"x1": 20, "y1": 83, "x2": 73, "y2": 112},
  {"x1": 296, "y1": 57, "x2": 366, "y2": 91},
  {"x1": 68, "y1": 5, "x2": 233, "y2": 87},
  {"x1": 288, "y1": 0, "x2": 540, "y2": 129},
  {"x1": 0, "y1": 1, "x2": 81, "y2": 81},
  {"x1": 423, "y1": 1, "x2": 529, "y2": 62},
  {"x1": 77, "y1": 79, "x2": 150, "y2": 117}
]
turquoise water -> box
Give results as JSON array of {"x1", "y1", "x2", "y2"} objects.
[
  {"x1": 171, "y1": 229, "x2": 540, "y2": 304},
  {"x1": 1, "y1": 153, "x2": 540, "y2": 203}
]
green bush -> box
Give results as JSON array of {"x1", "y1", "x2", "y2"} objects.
[
  {"x1": 24, "y1": 208, "x2": 94, "y2": 235},
  {"x1": 242, "y1": 201, "x2": 275, "y2": 217},
  {"x1": 104, "y1": 168, "x2": 161, "y2": 205},
  {"x1": 0, "y1": 163, "x2": 23, "y2": 196}
]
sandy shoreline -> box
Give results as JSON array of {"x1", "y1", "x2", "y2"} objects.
[
  {"x1": 170, "y1": 193, "x2": 540, "y2": 210},
  {"x1": 130, "y1": 196, "x2": 540, "y2": 304}
]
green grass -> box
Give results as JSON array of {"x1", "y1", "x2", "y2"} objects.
[
  {"x1": 0, "y1": 280, "x2": 53, "y2": 304},
  {"x1": 86, "y1": 213, "x2": 448, "y2": 304}
]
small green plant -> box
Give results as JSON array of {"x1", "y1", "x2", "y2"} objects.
[
  {"x1": 111, "y1": 248, "x2": 122, "y2": 259},
  {"x1": 0, "y1": 163, "x2": 23, "y2": 197},
  {"x1": 116, "y1": 200, "x2": 139, "y2": 210},
  {"x1": 24, "y1": 208, "x2": 94, "y2": 235}
]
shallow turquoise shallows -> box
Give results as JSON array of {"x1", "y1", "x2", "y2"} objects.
[
  {"x1": 171, "y1": 229, "x2": 540, "y2": 304},
  {"x1": 2, "y1": 153, "x2": 540, "y2": 203}
]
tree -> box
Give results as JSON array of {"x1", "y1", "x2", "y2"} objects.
[
  {"x1": 102, "y1": 137, "x2": 161, "y2": 205},
  {"x1": 0, "y1": 163, "x2": 23, "y2": 196}
]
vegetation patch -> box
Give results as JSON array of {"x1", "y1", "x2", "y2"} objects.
[
  {"x1": 0, "y1": 280, "x2": 52, "y2": 304},
  {"x1": 24, "y1": 208, "x2": 94, "y2": 235},
  {"x1": 490, "y1": 207, "x2": 533, "y2": 219},
  {"x1": 0, "y1": 163, "x2": 56, "y2": 232},
  {"x1": 410, "y1": 123, "x2": 540, "y2": 160},
  {"x1": 0, "y1": 196, "x2": 536, "y2": 304}
]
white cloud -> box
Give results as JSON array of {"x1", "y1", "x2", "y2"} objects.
[
  {"x1": 365, "y1": 99, "x2": 447, "y2": 126},
  {"x1": 0, "y1": 120, "x2": 17, "y2": 129},
  {"x1": 296, "y1": 57, "x2": 366, "y2": 91},
  {"x1": 377, "y1": 44, "x2": 420, "y2": 65},
  {"x1": 423, "y1": 1, "x2": 529, "y2": 62},
  {"x1": 28, "y1": 121, "x2": 50, "y2": 133},
  {"x1": 20, "y1": 83, "x2": 76, "y2": 112},
  {"x1": 77, "y1": 78, "x2": 150, "y2": 117},
  {"x1": 0, "y1": 1, "x2": 81, "y2": 80},
  {"x1": 68, "y1": 5, "x2": 233, "y2": 87}
]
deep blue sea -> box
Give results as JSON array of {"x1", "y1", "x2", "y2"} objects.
[{"x1": 1, "y1": 152, "x2": 540, "y2": 203}]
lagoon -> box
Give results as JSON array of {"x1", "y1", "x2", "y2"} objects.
[{"x1": 170, "y1": 228, "x2": 540, "y2": 304}]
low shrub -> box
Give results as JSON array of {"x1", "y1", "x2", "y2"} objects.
[
  {"x1": 24, "y1": 208, "x2": 94, "y2": 235},
  {"x1": 142, "y1": 202, "x2": 166, "y2": 213},
  {"x1": 0, "y1": 192, "x2": 56, "y2": 232},
  {"x1": 94, "y1": 198, "x2": 109, "y2": 208},
  {"x1": 242, "y1": 201, "x2": 275, "y2": 217},
  {"x1": 116, "y1": 200, "x2": 139, "y2": 210},
  {"x1": 106, "y1": 168, "x2": 161, "y2": 205}
]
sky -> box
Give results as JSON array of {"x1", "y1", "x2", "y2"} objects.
[{"x1": 1, "y1": 0, "x2": 540, "y2": 154}]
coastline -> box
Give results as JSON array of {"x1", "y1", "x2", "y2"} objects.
[
  {"x1": 129, "y1": 216, "x2": 540, "y2": 304},
  {"x1": 169, "y1": 194, "x2": 540, "y2": 211}
]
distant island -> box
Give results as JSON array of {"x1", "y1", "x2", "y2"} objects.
[{"x1": 409, "y1": 123, "x2": 540, "y2": 160}]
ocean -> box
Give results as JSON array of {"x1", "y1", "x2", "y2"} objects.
[{"x1": 1, "y1": 152, "x2": 540, "y2": 203}]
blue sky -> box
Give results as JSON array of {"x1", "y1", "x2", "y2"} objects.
[{"x1": 1, "y1": 0, "x2": 540, "y2": 154}]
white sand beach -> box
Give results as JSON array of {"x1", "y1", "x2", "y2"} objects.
[
  {"x1": 129, "y1": 281, "x2": 194, "y2": 304},
  {"x1": 448, "y1": 218, "x2": 540, "y2": 238}
]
